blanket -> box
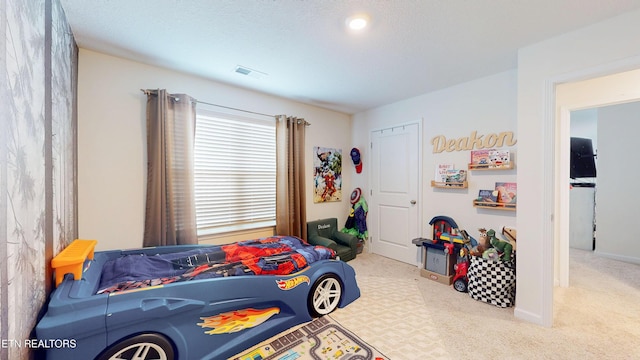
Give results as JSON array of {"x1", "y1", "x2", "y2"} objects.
[{"x1": 97, "y1": 236, "x2": 335, "y2": 294}]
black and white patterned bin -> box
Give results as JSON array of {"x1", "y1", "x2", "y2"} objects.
[{"x1": 467, "y1": 255, "x2": 516, "y2": 308}]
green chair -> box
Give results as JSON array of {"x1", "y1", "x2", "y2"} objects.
[{"x1": 307, "y1": 218, "x2": 358, "y2": 262}]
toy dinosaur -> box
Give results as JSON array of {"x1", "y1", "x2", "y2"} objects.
[{"x1": 487, "y1": 229, "x2": 513, "y2": 261}]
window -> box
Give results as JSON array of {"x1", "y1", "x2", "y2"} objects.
[{"x1": 194, "y1": 109, "x2": 276, "y2": 236}]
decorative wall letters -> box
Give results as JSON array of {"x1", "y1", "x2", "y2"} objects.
[{"x1": 431, "y1": 131, "x2": 516, "y2": 153}]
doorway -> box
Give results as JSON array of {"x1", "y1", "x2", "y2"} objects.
[
  {"x1": 568, "y1": 109, "x2": 597, "y2": 252},
  {"x1": 369, "y1": 121, "x2": 422, "y2": 265},
  {"x1": 555, "y1": 68, "x2": 640, "y2": 289}
]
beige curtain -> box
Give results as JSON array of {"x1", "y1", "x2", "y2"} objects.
[
  {"x1": 275, "y1": 115, "x2": 308, "y2": 239},
  {"x1": 143, "y1": 89, "x2": 197, "y2": 246}
]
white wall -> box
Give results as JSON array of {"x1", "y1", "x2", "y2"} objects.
[
  {"x1": 352, "y1": 69, "x2": 517, "y2": 247},
  {"x1": 517, "y1": 9, "x2": 640, "y2": 326},
  {"x1": 569, "y1": 101, "x2": 640, "y2": 264},
  {"x1": 78, "y1": 49, "x2": 353, "y2": 251},
  {"x1": 352, "y1": 7, "x2": 640, "y2": 328},
  {"x1": 596, "y1": 101, "x2": 640, "y2": 261},
  {"x1": 76, "y1": 6, "x2": 640, "y2": 327},
  {"x1": 570, "y1": 108, "x2": 598, "y2": 151}
]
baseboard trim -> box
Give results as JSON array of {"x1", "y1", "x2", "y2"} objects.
[
  {"x1": 593, "y1": 250, "x2": 640, "y2": 265},
  {"x1": 514, "y1": 307, "x2": 550, "y2": 328}
]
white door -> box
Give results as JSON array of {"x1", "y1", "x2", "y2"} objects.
[{"x1": 370, "y1": 122, "x2": 421, "y2": 265}]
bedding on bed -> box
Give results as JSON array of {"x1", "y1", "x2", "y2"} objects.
[{"x1": 96, "y1": 236, "x2": 335, "y2": 294}]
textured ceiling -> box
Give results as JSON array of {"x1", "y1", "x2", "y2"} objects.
[{"x1": 60, "y1": 0, "x2": 640, "y2": 114}]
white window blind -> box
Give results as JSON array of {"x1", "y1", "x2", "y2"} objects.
[{"x1": 194, "y1": 110, "x2": 276, "y2": 236}]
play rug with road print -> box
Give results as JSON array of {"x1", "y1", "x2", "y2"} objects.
[{"x1": 232, "y1": 315, "x2": 389, "y2": 360}]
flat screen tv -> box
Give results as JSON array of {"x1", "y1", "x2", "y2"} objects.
[{"x1": 570, "y1": 137, "x2": 596, "y2": 179}]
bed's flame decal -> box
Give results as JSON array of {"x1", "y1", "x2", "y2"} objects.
[
  {"x1": 276, "y1": 275, "x2": 310, "y2": 290},
  {"x1": 198, "y1": 307, "x2": 280, "y2": 335}
]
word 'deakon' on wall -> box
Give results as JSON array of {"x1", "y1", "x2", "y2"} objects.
[{"x1": 431, "y1": 131, "x2": 516, "y2": 153}]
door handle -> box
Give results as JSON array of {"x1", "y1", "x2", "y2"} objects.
[{"x1": 410, "y1": 200, "x2": 416, "y2": 205}]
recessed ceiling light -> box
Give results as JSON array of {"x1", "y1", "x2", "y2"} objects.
[{"x1": 346, "y1": 14, "x2": 370, "y2": 31}]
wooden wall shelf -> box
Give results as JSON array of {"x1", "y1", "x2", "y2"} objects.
[
  {"x1": 473, "y1": 200, "x2": 516, "y2": 211},
  {"x1": 468, "y1": 163, "x2": 514, "y2": 171},
  {"x1": 431, "y1": 180, "x2": 468, "y2": 189}
]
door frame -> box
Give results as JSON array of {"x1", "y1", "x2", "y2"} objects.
[
  {"x1": 547, "y1": 58, "x2": 640, "y2": 327},
  {"x1": 368, "y1": 119, "x2": 423, "y2": 265}
]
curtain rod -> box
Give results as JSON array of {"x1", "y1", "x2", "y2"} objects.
[
  {"x1": 141, "y1": 89, "x2": 274, "y2": 118},
  {"x1": 195, "y1": 98, "x2": 275, "y2": 118},
  {"x1": 141, "y1": 89, "x2": 310, "y2": 125}
]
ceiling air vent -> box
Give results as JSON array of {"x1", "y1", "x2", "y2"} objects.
[{"x1": 234, "y1": 65, "x2": 267, "y2": 79}]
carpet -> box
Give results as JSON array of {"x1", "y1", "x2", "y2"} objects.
[{"x1": 231, "y1": 315, "x2": 390, "y2": 360}]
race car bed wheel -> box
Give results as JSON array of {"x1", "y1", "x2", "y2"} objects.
[
  {"x1": 308, "y1": 274, "x2": 343, "y2": 317},
  {"x1": 97, "y1": 333, "x2": 175, "y2": 360}
]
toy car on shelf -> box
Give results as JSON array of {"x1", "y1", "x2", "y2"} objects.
[{"x1": 36, "y1": 237, "x2": 360, "y2": 360}]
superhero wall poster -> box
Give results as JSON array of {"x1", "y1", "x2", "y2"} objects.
[{"x1": 313, "y1": 146, "x2": 342, "y2": 203}]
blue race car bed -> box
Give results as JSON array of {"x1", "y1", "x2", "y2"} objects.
[{"x1": 36, "y1": 236, "x2": 360, "y2": 360}]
